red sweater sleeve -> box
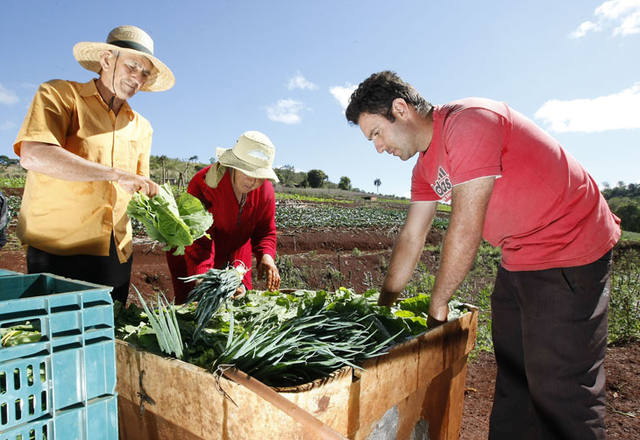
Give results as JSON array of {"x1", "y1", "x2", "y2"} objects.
[
  {"x1": 184, "y1": 170, "x2": 216, "y2": 275},
  {"x1": 251, "y1": 182, "x2": 277, "y2": 259}
]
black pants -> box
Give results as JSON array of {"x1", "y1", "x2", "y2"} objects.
[
  {"x1": 27, "y1": 235, "x2": 133, "y2": 304},
  {"x1": 489, "y1": 250, "x2": 611, "y2": 440}
]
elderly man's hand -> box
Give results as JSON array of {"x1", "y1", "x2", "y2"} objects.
[
  {"x1": 116, "y1": 171, "x2": 159, "y2": 197},
  {"x1": 257, "y1": 254, "x2": 280, "y2": 291}
]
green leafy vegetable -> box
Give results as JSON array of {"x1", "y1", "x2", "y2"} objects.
[
  {"x1": 114, "y1": 288, "x2": 469, "y2": 388},
  {"x1": 1, "y1": 322, "x2": 42, "y2": 347},
  {"x1": 126, "y1": 183, "x2": 213, "y2": 255}
]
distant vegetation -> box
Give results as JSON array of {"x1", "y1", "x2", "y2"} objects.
[
  {"x1": 3, "y1": 154, "x2": 639, "y2": 230},
  {"x1": 602, "y1": 182, "x2": 640, "y2": 233}
]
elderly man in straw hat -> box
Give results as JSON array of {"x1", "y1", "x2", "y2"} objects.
[
  {"x1": 166, "y1": 131, "x2": 281, "y2": 303},
  {"x1": 13, "y1": 25, "x2": 174, "y2": 304}
]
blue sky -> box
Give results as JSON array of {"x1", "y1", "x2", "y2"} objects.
[{"x1": 1, "y1": 0, "x2": 638, "y2": 197}]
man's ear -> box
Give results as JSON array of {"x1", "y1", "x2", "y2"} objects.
[
  {"x1": 98, "y1": 51, "x2": 113, "y2": 71},
  {"x1": 391, "y1": 98, "x2": 409, "y2": 119}
]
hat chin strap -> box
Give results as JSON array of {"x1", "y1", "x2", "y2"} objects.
[{"x1": 107, "y1": 51, "x2": 120, "y2": 112}]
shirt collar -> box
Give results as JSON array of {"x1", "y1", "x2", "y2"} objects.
[{"x1": 79, "y1": 79, "x2": 136, "y2": 120}]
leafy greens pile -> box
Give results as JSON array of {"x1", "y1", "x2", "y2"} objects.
[
  {"x1": 115, "y1": 288, "x2": 467, "y2": 387},
  {"x1": 126, "y1": 183, "x2": 213, "y2": 255}
]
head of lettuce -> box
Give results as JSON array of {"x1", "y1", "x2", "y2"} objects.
[{"x1": 127, "y1": 183, "x2": 213, "y2": 255}]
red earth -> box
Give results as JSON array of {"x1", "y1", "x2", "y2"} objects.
[{"x1": 1, "y1": 220, "x2": 638, "y2": 439}]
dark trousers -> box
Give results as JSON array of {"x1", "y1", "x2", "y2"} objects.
[
  {"x1": 489, "y1": 251, "x2": 611, "y2": 440},
  {"x1": 27, "y1": 234, "x2": 133, "y2": 304}
]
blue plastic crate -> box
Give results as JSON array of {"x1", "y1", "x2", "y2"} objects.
[
  {"x1": 0, "y1": 273, "x2": 117, "y2": 439},
  {"x1": 0, "y1": 270, "x2": 19, "y2": 278}
]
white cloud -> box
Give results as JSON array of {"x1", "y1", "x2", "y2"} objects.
[
  {"x1": 266, "y1": 99, "x2": 304, "y2": 124},
  {"x1": 287, "y1": 72, "x2": 318, "y2": 91},
  {"x1": 570, "y1": 21, "x2": 601, "y2": 38},
  {"x1": 534, "y1": 82, "x2": 640, "y2": 133},
  {"x1": 0, "y1": 84, "x2": 18, "y2": 105},
  {"x1": 329, "y1": 84, "x2": 357, "y2": 111},
  {"x1": 0, "y1": 121, "x2": 16, "y2": 131},
  {"x1": 614, "y1": 9, "x2": 640, "y2": 34},
  {"x1": 570, "y1": 0, "x2": 640, "y2": 38}
]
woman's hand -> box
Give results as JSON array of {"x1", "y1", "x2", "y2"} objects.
[
  {"x1": 257, "y1": 254, "x2": 280, "y2": 291},
  {"x1": 233, "y1": 284, "x2": 246, "y2": 298}
]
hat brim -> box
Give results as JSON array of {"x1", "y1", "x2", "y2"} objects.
[
  {"x1": 73, "y1": 42, "x2": 175, "y2": 92},
  {"x1": 217, "y1": 148, "x2": 279, "y2": 183}
]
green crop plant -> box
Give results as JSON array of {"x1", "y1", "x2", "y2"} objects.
[
  {"x1": 275, "y1": 255, "x2": 308, "y2": 289},
  {"x1": 609, "y1": 248, "x2": 640, "y2": 344}
]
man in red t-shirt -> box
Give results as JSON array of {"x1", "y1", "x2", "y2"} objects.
[{"x1": 346, "y1": 71, "x2": 620, "y2": 440}]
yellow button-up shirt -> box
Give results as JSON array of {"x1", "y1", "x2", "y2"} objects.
[{"x1": 14, "y1": 79, "x2": 152, "y2": 263}]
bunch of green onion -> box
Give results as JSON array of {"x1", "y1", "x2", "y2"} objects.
[
  {"x1": 134, "y1": 286, "x2": 184, "y2": 358},
  {"x1": 210, "y1": 295, "x2": 399, "y2": 387},
  {"x1": 182, "y1": 264, "x2": 247, "y2": 340}
]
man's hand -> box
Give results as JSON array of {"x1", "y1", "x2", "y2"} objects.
[
  {"x1": 116, "y1": 172, "x2": 159, "y2": 197},
  {"x1": 377, "y1": 290, "x2": 400, "y2": 307},
  {"x1": 257, "y1": 254, "x2": 280, "y2": 291},
  {"x1": 427, "y1": 314, "x2": 447, "y2": 329}
]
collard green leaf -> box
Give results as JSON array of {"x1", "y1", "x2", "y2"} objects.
[{"x1": 126, "y1": 183, "x2": 213, "y2": 255}]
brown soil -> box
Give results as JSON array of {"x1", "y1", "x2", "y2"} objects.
[{"x1": 1, "y1": 221, "x2": 638, "y2": 439}]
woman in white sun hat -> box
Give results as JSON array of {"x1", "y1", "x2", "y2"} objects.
[
  {"x1": 14, "y1": 25, "x2": 174, "y2": 305},
  {"x1": 166, "y1": 131, "x2": 281, "y2": 303}
]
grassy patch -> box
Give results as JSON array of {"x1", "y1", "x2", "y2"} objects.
[
  {"x1": 276, "y1": 193, "x2": 354, "y2": 204},
  {"x1": 620, "y1": 230, "x2": 640, "y2": 242},
  {"x1": 0, "y1": 176, "x2": 26, "y2": 188},
  {"x1": 609, "y1": 248, "x2": 640, "y2": 344}
]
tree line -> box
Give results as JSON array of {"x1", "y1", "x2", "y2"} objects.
[
  {"x1": 602, "y1": 182, "x2": 640, "y2": 233},
  {"x1": 273, "y1": 165, "x2": 356, "y2": 190}
]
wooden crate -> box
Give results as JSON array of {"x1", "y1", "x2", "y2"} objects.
[{"x1": 116, "y1": 307, "x2": 477, "y2": 440}]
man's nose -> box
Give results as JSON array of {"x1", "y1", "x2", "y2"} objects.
[{"x1": 130, "y1": 70, "x2": 146, "y2": 86}]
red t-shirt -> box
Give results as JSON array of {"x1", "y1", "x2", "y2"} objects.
[
  {"x1": 411, "y1": 98, "x2": 620, "y2": 271},
  {"x1": 166, "y1": 166, "x2": 277, "y2": 302}
]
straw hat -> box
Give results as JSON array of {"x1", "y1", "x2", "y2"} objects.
[
  {"x1": 211, "y1": 131, "x2": 279, "y2": 183},
  {"x1": 73, "y1": 25, "x2": 175, "y2": 92}
]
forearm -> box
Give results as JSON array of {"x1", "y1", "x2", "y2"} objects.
[
  {"x1": 378, "y1": 202, "x2": 436, "y2": 306},
  {"x1": 20, "y1": 141, "x2": 158, "y2": 196},
  {"x1": 20, "y1": 141, "x2": 122, "y2": 181},
  {"x1": 379, "y1": 227, "x2": 429, "y2": 305},
  {"x1": 429, "y1": 177, "x2": 495, "y2": 321},
  {"x1": 429, "y1": 223, "x2": 482, "y2": 320}
]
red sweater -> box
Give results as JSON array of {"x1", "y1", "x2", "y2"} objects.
[{"x1": 166, "y1": 166, "x2": 277, "y2": 303}]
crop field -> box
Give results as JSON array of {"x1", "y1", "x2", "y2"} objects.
[{"x1": 1, "y1": 186, "x2": 639, "y2": 439}]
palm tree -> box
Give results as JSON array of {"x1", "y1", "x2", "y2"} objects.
[
  {"x1": 159, "y1": 155, "x2": 168, "y2": 184},
  {"x1": 374, "y1": 178, "x2": 382, "y2": 193}
]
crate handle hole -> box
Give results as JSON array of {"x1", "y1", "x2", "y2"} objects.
[
  {"x1": 1, "y1": 402, "x2": 7, "y2": 425},
  {"x1": 28, "y1": 394, "x2": 35, "y2": 415},
  {"x1": 14, "y1": 398, "x2": 22, "y2": 420},
  {"x1": 13, "y1": 368, "x2": 20, "y2": 390},
  {"x1": 26, "y1": 365, "x2": 34, "y2": 386},
  {"x1": 0, "y1": 371, "x2": 5, "y2": 394},
  {"x1": 39, "y1": 362, "x2": 46, "y2": 383}
]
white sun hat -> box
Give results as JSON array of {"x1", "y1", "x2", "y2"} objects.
[
  {"x1": 73, "y1": 25, "x2": 175, "y2": 92},
  {"x1": 214, "y1": 131, "x2": 279, "y2": 183}
]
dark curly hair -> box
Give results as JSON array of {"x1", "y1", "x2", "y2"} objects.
[{"x1": 345, "y1": 71, "x2": 433, "y2": 125}]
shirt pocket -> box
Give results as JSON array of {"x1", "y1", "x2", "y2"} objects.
[{"x1": 123, "y1": 140, "x2": 141, "y2": 173}]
